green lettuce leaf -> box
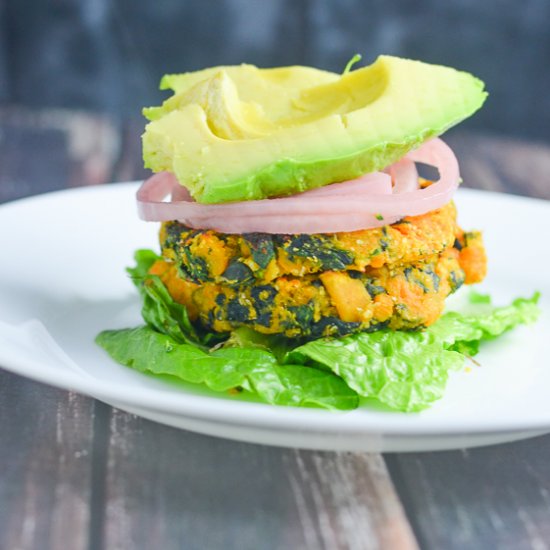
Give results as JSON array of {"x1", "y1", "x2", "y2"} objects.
[
  {"x1": 288, "y1": 293, "x2": 541, "y2": 412},
  {"x1": 127, "y1": 249, "x2": 221, "y2": 349},
  {"x1": 95, "y1": 327, "x2": 359, "y2": 410},
  {"x1": 430, "y1": 293, "x2": 541, "y2": 350},
  {"x1": 287, "y1": 331, "x2": 464, "y2": 412},
  {"x1": 126, "y1": 248, "x2": 159, "y2": 280}
]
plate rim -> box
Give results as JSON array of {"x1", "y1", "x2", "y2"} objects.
[{"x1": 1, "y1": 183, "x2": 549, "y2": 437}]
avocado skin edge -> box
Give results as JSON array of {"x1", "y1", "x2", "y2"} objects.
[{"x1": 187, "y1": 134, "x2": 435, "y2": 204}]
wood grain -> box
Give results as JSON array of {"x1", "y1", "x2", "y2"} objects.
[
  {"x1": 284, "y1": 451, "x2": 418, "y2": 550},
  {"x1": 0, "y1": 371, "x2": 96, "y2": 550},
  {"x1": 385, "y1": 437, "x2": 550, "y2": 550},
  {"x1": 100, "y1": 410, "x2": 417, "y2": 550}
]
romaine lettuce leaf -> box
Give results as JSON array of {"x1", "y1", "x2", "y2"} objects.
[
  {"x1": 95, "y1": 327, "x2": 359, "y2": 410},
  {"x1": 127, "y1": 249, "x2": 221, "y2": 349},
  {"x1": 432, "y1": 294, "x2": 540, "y2": 350},
  {"x1": 126, "y1": 248, "x2": 159, "y2": 280},
  {"x1": 288, "y1": 331, "x2": 464, "y2": 412},
  {"x1": 289, "y1": 293, "x2": 540, "y2": 412}
]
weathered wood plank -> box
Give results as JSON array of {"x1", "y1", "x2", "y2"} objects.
[
  {"x1": 0, "y1": 371, "x2": 97, "y2": 550},
  {"x1": 100, "y1": 409, "x2": 417, "y2": 550},
  {"x1": 385, "y1": 437, "x2": 550, "y2": 550},
  {"x1": 284, "y1": 450, "x2": 418, "y2": 550}
]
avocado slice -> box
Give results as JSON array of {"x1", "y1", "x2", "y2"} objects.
[{"x1": 142, "y1": 56, "x2": 487, "y2": 204}]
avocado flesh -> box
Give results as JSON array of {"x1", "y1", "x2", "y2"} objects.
[
  {"x1": 143, "y1": 56, "x2": 487, "y2": 204},
  {"x1": 145, "y1": 64, "x2": 338, "y2": 126}
]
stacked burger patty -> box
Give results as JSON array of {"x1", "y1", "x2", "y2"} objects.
[{"x1": 150, "y1": 201, "x2": 487, "y2": 339}]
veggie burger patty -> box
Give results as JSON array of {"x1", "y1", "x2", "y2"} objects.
[{"x1": 152, "y1": 201, "x2": 487, "y2": 339}]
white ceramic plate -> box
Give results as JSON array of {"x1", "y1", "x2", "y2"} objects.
[{"x1": 0, "y1": 183, "x2": 549, "y2": 452}]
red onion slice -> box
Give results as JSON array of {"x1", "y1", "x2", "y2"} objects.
[
  {"x1": 136, "y1": 138, "x2": 459, "y2": 233},
  {"x1": 137, "y1": 171, "x2": 393, "y2": 219},
  {"x1": 298, "y1": 173, "x2": 392, "y2": 197},
  {"x1": 387, "y1": 158, "x2": 419, "y2": 194}
]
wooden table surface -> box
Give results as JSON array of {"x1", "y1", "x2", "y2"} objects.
[{"x1": 1, "y1": 108, "x2": 550, "y2": 550}]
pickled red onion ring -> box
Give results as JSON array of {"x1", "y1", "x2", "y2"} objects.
[
  {"x1": 136, "y1": 138, "x2": 459, "y2": 234},
  {"x1": 137, "y1": 172, "x2": 394, "y2": 221},
  {"x1": 298, "y1": 173, "x2": 392, "y2": 197},
  {"x1": 174, "y1": 212, "x2": 402, "y2": 234},
  {"x1": 387, "y1": 158, "x2": 419, "y2": 194}
]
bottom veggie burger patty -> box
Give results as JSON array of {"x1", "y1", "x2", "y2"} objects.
[{"x1": 148, "y1": 227, "x2": 486, "y2": 339}]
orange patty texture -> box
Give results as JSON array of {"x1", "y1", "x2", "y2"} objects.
[{"x1": 153, "y1": 202, "x2": 486, "y2": 338}]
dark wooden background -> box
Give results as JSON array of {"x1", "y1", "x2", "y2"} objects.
[
  {"x1": 1, "y1": 0, "x2": 549, "y2": 144},
  {"x1": 2, "y1": 2, "x2": 550, "y2": 548}
]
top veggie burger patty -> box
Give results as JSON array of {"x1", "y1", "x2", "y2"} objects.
[{"x1": 160, "y1": 202, "x2": 478, "y2": 283}]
